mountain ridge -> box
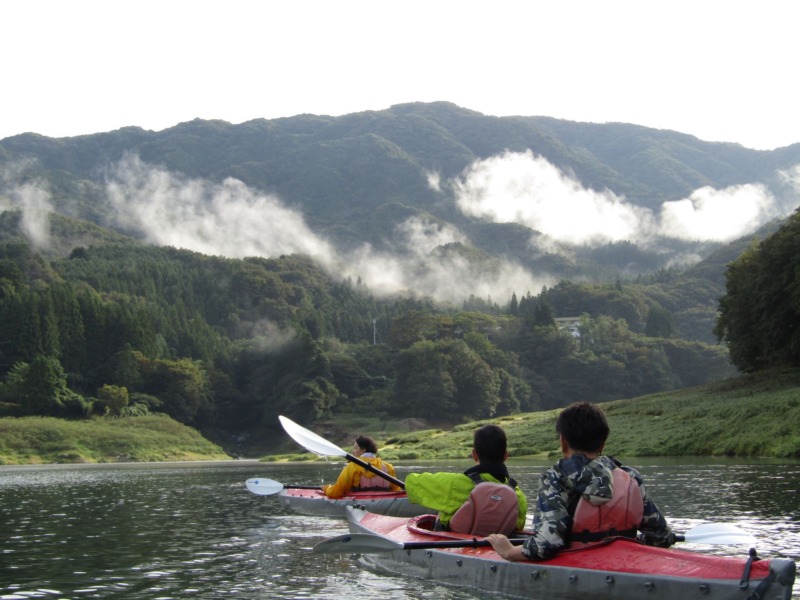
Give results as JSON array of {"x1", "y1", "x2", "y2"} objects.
[{"x1": 2, "y1": 101, "x2": 798, "y2": 308}]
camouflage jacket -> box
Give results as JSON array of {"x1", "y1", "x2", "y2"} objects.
[{"x1": 521, "y1": 454, "x2": 674, "y2": 560}]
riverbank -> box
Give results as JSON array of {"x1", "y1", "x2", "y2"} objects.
[
  {"x1": 4, "y1": 368, "x2": 799, "y2": 465},
  {"x1": 0, "y1": 414, "x2": 229, "y2": 464},
  {"x1": 263, "y1": 368, "x2": 800, "y2": 462}
]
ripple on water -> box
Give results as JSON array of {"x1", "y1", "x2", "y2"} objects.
[{"x1": 1, "y1": 460, "x2": 798, "y2": 599}]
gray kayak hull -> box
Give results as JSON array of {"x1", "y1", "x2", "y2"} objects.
[{"x1": 346, "y1": 508, "x2": 796, "y2": 600}]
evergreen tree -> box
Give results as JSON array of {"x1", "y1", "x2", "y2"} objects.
[
  {"x1": 533, "y1": 300, "x2": 556, "y2": 327},
  {"x1": 644, "y1": 304, "x2": 674, "y2": 338},
  {"x1": 716, "y1": 209, "x2": 800, "y2": 371}
]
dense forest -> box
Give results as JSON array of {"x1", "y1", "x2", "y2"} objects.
[
  {"x1": 0, "y1": 228, "x2": 739, "y2": 451},
  {"x1": 1, "y1": 103, "x2": 799, "y2": 453}
]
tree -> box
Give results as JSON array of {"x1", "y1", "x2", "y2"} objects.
[
  {"x1": 97, "y1": 384, "x2": 130, "y2": 416},
  {"x1": 644, "y1": 304, "x2": 674, "y2": 338},
  {"x1": 446, "y1": 339, "x2": 500, "y2": 418},
  {"x1": 6, "y1": 355, "x2": 90, "y2": 417},
  {"x1": 393, "y1": 340, "x2": 457, "y2": 419},
  {"x1": 393, "y1": 339, "x2": 502, "y2": 420},
  {"x1": 146, "y1": 357, "x2": 212, "y2": 425},
  {"x1": 715, "y1": 209, "x2": 800, "y2": 372},
  {"x1": 387, "y1": 311, "x2": 442, "y2": 349},
  {"x1": 533, "y1": 300, "x2": 555, "y2": 327}
]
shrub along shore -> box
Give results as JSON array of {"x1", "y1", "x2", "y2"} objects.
[{"x1": 2, "y1": 368, "x2": 799, "y2": 465}]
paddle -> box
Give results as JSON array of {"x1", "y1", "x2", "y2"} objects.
[
  {"x1": 673, "y1": 522, "x2": 757, "y2": 545},
  {"x1": 245, "y1": 478, "x2": 321, "y2": 496},
  {"x1": 315, "y1": 533, "x2": 526, "y2": 554},
  {"x1": 313, "y1": 523, "x2": 757, "y2": 554},
  {"x1": 279, "y1": 415, "x2": 405, "y2": 489}
]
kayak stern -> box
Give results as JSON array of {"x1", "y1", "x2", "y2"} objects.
[{"x1": 346, "y1": 507, "x2": 796, "y2": 600}]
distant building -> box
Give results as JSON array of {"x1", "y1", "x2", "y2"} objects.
[{"x1": 554, "y1": 317, "x2": 582, "y2": 339}]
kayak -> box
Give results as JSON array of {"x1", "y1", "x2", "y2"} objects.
[
  {"x1": 344, "y1": 507, "x2": 797, "y2": 600},
  {"x1": 277, "y1": 488, "x2": 433, "y2": 518}
]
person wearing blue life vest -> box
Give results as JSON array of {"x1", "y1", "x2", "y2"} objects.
[
  {"x1": 404, "y1": 424, "x2": 528, "y2": 536},
  {"x1": 487, "y1": 401, "x2": 676, "y2": 561}
]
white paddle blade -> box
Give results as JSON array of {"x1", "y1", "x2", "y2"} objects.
[
  {"x1": 278, "y1": 415, "x2": 347, "y2": 457},
  {"x1": 245, "y1": 478, "x2": 284, "y2": 496},
  {"x1": 314, "y1": 533, "x2": 404, "y2": 554},
  {"x1": 683, "y1": 523, "x2": 757, "y2": 545}
]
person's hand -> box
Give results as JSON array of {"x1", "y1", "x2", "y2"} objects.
[
  {"x1": 637, "y1": 530, "x2": 677, "y2": 547},
  {"x1": 486, "y1": 534, "x2": 524, "y2": 561}
]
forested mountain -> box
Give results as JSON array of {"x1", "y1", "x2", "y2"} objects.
[
  {"x1": 3, "y1": 102, "x2": 799, "y2": 276},
  {"x1": 1, "y1": 103, "x2": 798, "y2": 452}
]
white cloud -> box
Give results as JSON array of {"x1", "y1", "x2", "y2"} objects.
[
  {"x1": 0, "y1": 166, "x2": 53, "y2": 249},
  {"x1": 105, "y1": 154, "x2": 336, "y2": 261},
  {"x1": 452, "y1": 151, "x2": 799, "y2": 246},
  {"x1": 777, "y1": 164, "x2": 800, "y2": 196},
  {"x1": 344, "y1": 242, "x2": 551, "y2": 306},
  {"x1": 17, "y1": 184, "x2": 53, "y2": 250},
  {"x1": 236, "y1": 318, "x2": 297, "y2": 355},
  {"x1": 426, "y1": 171, "x2": 442, "y2": 193},
  {"x1": 454, "y1": 150, "x2": 654, "y2": 245},
  {"x1": 395, "y1": 216, "x2": 466, "y2": 256},
  {"x1": 658, "y1": 184, "x2": 780, "y2": 242}
]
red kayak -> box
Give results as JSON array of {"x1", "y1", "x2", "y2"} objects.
[
  {"x1": 277, "y1": 488, "x2": 433, "y2": 518},
  {"x1": 343, "y1": 507, "x2": 796, "y2": 599}
]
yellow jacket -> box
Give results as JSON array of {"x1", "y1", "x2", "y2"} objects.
[{"x1": 323, "y1": 456, "x2": 401, "y2": 498}]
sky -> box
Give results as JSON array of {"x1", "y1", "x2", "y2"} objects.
[{"x1": 2, "y1": 0, "x2": 799, "y2": 150}]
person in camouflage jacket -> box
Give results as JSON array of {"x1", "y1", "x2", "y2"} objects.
[{"x1": 487, "y1": 402, "x2": 675, "y2": 561}]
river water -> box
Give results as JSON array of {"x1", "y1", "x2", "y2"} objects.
[{"x1": 1, "y1": 458, "x2": 798, "y2": 599}]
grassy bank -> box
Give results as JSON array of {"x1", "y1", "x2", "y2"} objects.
[
  {"x1": 265, "y1": 368, "x2": 800, "y2": 462},
  {"x1": 4, "y1": 369, "x2": 799, "y2": 466},
  {"x1": 0, "y1": 414, "x2": 229, "y2": 464}
]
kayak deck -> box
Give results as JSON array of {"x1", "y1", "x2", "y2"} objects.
[
  {"x1": 346, "y1": 508, "x2": 796, "y2": 600},
  {"x1": 277, "y1": 488, "x2": 433, "y2": 518}
]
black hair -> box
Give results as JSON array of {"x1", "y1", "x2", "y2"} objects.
[
  {"x1": 556, "y1": 402, "x2": 610, "y2": 453},
  {"x1": 473, "y1": 424, "x2": 507, "y2": 462},
  {"x1": 355, "y1": 435, "x2": 378, "y2": 454}
]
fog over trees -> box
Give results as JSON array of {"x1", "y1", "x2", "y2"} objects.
[{"x1": 1, "y1": 103, "x2": 798, "y2": 450}]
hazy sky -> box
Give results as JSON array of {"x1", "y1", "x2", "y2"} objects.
[{"x1": 2, "y1": 0, "x2": 798, "y2": 150}]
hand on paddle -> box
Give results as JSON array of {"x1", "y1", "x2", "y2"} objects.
[{"x1": 486, "y1": 534, "x2": 527, "y2": 561}]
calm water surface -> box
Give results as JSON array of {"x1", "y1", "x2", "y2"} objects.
[{"x1": 1, "y1": 459, "x2": 798, "y2": 599}]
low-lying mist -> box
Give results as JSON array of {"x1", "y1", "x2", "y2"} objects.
[{"x1": 3, "y1": 151, "x2": 799, "y2": 306}]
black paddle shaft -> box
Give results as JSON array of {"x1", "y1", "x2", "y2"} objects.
[{"x1": 403, "y1": 538, "x2": 527, "y2": 550}]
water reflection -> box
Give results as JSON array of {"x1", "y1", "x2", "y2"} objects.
[{"x1": 0, "y1": 459, "x2": 798, "y2": 599}]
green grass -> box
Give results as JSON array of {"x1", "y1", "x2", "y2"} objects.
[
  {"x1": 269, "y1": 368, "x2": 800, "y2": 462},
  {"x1": 5, "y1": 368, "x2": 800, "y2": 465},
  {"x1": 0, "y1": 414, "x2": 229, "y2": 464}
]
